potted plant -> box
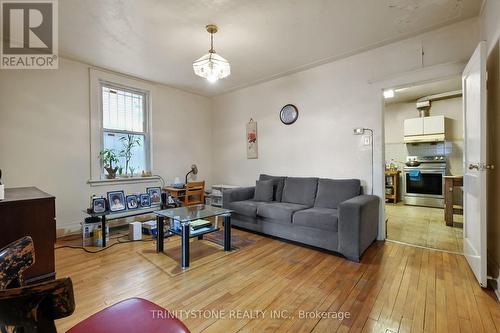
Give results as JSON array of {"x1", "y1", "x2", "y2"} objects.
[
  {"x1": 99, "y1": 148, "x2": 119, "y2": 179},
  {"x1": 117, "y1": 166, "x2": 125, "y2": 178},
  {"x1": 119, "y1": 134, "x2": 141, "y2": 176}
]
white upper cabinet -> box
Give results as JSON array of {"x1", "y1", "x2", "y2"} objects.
[
  {"x1": 404, "y1": 118, "x2": 424, "y2": 136},
  {"x1": 423, "y1": 115, "x2": 445, "y2": 135},
  {"x1": 403, "y1": 116, "x2": 446, "y2": 143}
]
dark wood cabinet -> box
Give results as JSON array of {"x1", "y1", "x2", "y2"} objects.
[{"x1": 0, "y1": 187, "x2": 56, "y2": 283}]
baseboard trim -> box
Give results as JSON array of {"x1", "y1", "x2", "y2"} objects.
[
  {"x1": 56, "y1": 220, "x2": 83, "y2": 237},
  {"x1": 487, "y1": 255, "x2": 500, "y2": 302}
]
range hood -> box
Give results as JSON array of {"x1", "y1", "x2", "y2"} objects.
[{"x1": 403, "y1": 90, "x2": 461, "y2": 144}]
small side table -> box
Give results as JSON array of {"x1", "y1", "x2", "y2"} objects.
[{"x1": 444, "y1": 176, "x2": 463, "y2": 226}]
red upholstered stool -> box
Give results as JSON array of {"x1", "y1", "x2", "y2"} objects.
[{"x1": 66, "y1": 297, "x2": 190, "y2": 333}]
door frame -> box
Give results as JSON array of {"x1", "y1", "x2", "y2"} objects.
[{"x1": 373, "y1": 61, "x2": 467, "y2": 240}]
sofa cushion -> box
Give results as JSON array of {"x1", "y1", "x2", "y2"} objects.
[
  {"x1": 227, "y1": 200, "x2": 268, "y2": 218},
  {"x1": 257, "y1": 202, "x2": 309, "y2": 222},
  {"x1": 314, "y1": 179, "x2": 361, "y2": 209},
  {"x1": 254, "y1": 180, "x2": 274, "y2": 202},
  {"x1": 281, "y1": 177, "x2": 318, "y2": 206},
  {"x1": 259, "y1": 174, "x2": 286, "y2": 202},
  {"x1": 292, "y1": 207, "x2": 339, "y2": 232}
]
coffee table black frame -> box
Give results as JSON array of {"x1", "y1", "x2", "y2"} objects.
[{"x1": 154, "y1": 205, "x2": 232, "y2": 269}]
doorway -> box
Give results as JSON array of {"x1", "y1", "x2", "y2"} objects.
[{"x1": 383, "y1": 76, "x2": 464, "y2": 253}]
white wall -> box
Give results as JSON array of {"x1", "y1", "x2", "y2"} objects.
[
  {"x1": 211, "y1": 19, "x2": 479, "y2": 239},
  {"x1": 481, "y1": 0, "x2": 500, "y2": 54},
  {"x1": 0, "y1": 58, "x2": 212, "y2": 234}
]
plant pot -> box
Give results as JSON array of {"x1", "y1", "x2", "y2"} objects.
[{"x1": 105, "y1": 166, "x2": 118, "y2": 179}]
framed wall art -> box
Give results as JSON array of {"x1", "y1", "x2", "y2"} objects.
[{"x1": 246, "y1": 119, "x2": 258, "y2": 159}]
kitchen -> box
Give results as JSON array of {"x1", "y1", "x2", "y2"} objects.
[{"x1": 384, "y1": 77, "x2": 464, "y2": 253}]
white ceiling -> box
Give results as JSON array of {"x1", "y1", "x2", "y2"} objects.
[
  {"x1": 385, "y1": 76, "x2": 463, "y2": 104},
  {"x1": 59, "y1": 0, "x2": 482, "y2": 96}
]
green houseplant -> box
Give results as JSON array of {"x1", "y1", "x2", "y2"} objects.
[
  {"x1": 99, "y1": 148, "x2": 119, "y2": 179},
  {"x1": 119, "y1": 134, "x2": 141, "y2": 176}
]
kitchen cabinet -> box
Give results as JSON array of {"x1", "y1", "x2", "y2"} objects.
[
  {"x1": 423, "y1": 115, "x2": 445, "y2": 135},
  {"x1": 404, "y1": 116, "x2": 445, "y2": 143},
  {"x1": 403, "y1": 118, "x2": 424, "y2": 136}
]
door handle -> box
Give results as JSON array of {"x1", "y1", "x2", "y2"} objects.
[
  {"x1": 469, "y1": 163, "x2": 480, "y2": 170},
  {"x1": 469, "y1": 163, "x2": 495, "y2": 171}
]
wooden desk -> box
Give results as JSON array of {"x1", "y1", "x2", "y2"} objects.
[
  {"x1": 163, "y1": 187, "x2": 187, "y2": 202},
  {"x1": 0, "y1": 187, "x2": 56, "y2": 283},
  {"x1": 444, "y1": 176, "x2": 463, "y2": 226},
  {"x1": 163, "y1": 185, "x2": 205, "y2": 206}
]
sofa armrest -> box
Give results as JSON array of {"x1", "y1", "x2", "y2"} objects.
[
  {"x1": 338, "y1": 195, "x2": 380, "y2": 262},
  {"x1": 223, "y1": 187, "x2": 255, "y2": 207}
]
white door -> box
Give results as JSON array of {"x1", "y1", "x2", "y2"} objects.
[{"x1": 462, "y1": 41, "x2": 488, "y2": 287}]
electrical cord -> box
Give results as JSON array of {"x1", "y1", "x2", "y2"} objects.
[{"x1": 55, "y1": 234, "x2": 160, "y2": 253}]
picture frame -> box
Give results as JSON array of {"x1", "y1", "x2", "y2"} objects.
[
  {"x1": 92, "y1": 197, "x2": 107, "y2": 214},
  {"x1": 147, "y1": 187, "x2": 162, "y2": 206},
  {"x1": 140, "y1": 193, "x2": 151, "y2": 208},
  {"x1": 107, "y1": 190, "x2": 126, "y2": 212},
  {"x1": 126, "y1": 195, "x2": 139, "y2": 210},
  {"x1": 246, "y1": 119, "x2": 258, "y2": 159}
]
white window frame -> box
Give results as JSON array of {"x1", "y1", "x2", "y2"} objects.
[{"x1": 89, "y1": 69, "x2": 154, "y2": 183}]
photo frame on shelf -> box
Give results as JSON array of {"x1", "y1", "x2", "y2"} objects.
[
  {"x1": 147, "y1": 187, "x2": 162, "y2": 206},
  {"x1": 92, "y1": 197, "x2": 107, "y2": 214},
  {"x1": 107, "y1": 191, "x2": 126, "y2": 212},
  {"x1": 126, "y1": 195, "x2": 139, "y2": 210},
  {"x1": 140, "y1": 193, "x2": 151, "y2": 208}
]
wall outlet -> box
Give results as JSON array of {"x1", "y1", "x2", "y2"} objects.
[{"x1": 363, "y1": 135, "x2": 371, "y2": 146}]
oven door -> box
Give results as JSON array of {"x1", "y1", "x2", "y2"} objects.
[{"x1": 404, "y1": 168, "x2": 445, "y2": 198}]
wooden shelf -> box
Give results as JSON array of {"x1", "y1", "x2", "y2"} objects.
[{"x1": 385, "y1": 170, "x2": 401, "y2": 203}]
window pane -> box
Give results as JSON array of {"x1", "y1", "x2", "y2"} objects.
[
  {"x1": 102, "y1": 86, "x2": 145, "y2": 132},
  {"x1": 103, "y1": 132, "x2": 146, "y2": 175}
]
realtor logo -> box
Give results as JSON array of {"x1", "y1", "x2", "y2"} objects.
[{"x1": 1, "y1": 0, "x2": 58, "y2": 69}]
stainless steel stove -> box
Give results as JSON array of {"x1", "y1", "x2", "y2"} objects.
[{"x1": 403, "y1": 155, "x2": 447, "y2": 208}]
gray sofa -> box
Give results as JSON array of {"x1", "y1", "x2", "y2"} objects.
[{"x1": 223, "y1": 174, "x2": 380, "y2": 262}]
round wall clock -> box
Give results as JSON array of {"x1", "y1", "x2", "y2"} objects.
[{"x1": 280, "y1": 104, "x2": 299, "y2": 125}]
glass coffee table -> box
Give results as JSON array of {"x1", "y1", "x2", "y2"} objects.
[{"x1": 154, "y1": 205, "x2": 233, "y2": 269}]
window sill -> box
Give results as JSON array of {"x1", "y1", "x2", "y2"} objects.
[{"x1": 87, "y1": 176, "x2": 161, "y2": 187}]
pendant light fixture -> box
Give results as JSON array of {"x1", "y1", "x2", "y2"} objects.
[{"x1": 193, "y1": 24, "x2": 230, "y2": 83}]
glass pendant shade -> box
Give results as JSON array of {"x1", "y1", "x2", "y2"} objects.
[
  {"x1": 193, "y1": 24, "x2": 230, "y2": 83},
  {"x1": 193, "y1": 51, "x2": 230, "y2": 83}
]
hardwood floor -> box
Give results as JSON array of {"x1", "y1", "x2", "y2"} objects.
[
  {"x1": 55, "y1": 228, "x2": 500, "y2": 332},
  {"x1": 386, "y1": 203, "x2": 463, "y2": 253}
]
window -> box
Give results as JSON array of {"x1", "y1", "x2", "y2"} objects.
[{"x1": 100, "y1": 84, "x2": 149, "y2": 178}]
